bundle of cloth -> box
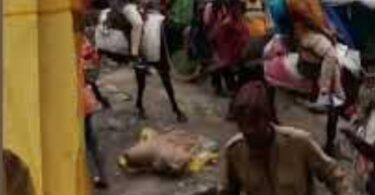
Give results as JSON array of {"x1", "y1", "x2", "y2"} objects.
[
  {"x1": 119, "y1": 128, "x2": 219, "y2": 175},
  {"x1": 264, "y1": 35, "x2": 362, "y2": 93}
]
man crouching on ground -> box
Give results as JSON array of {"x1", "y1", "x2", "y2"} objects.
[{"x1": 218, "y1": 81, "x2": 352, "y2": 195}]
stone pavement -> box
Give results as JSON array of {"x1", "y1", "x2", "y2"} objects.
[{"x1": 92, "y1": 64, "x2": 365, "y2": 195}]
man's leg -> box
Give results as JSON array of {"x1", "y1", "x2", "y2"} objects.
[
  {"x1": 211, "y1": 71, "x2": 223, "y2": 95},
  {"x1": 85, "y1": 114, "x2": 108, "y2": 189},
  {"x1": 300, "y1": 33, "x2": 344, "y2": 107},
  {"x1": 157, "y1": 68, "x2": 187, "y2": 122},
  {"x1": 88, "y1": 81, "x2": 111, "y2": 109},
  {"x1": 135, "y1": 67, "x2": 148, "y2": 118},
  {"x1": 223, "y1": 68, "x2": 236, "y2": 95},
  {"x1": 123, "y1": 3, "x2": 143, "y2": 57}
]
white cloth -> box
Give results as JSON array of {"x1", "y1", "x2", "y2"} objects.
[
  {"x1": 365, "y1": 110, "x2": 375, "y2": 144},
  {"x1": 358, "y1": 0, "x2": 375, "y2": 9},
  {"x1": 95, "y1": 9, "x2": 130, "y2": 55},
  {"x1": 122, "y1": 3, "x2": 144, "y2": 56},
  {"x1": 141, "y1": 11, "x2": 165, "y2": 62},
  {"x1": 335, "y1": 43, "x2": 362, "y2": 77},
  {"x1": 98, "y1": 8, "x2": 111, "y2": 28}
]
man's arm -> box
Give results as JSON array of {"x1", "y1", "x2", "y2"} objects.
[
  {"x1": 217, "y1": 147, "x2": 241, "y2": 195},
  {"x1": 341, "y1": 128, "x2": 375, "y2": 162},
  {"x1": 123, "y1": 3, "x2": 143, "y2": 57},
  {"x1": 305, "y1": 135, "x2": 352, "y2": 195}
]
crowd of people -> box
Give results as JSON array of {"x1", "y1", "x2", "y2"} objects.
[{"x1": 77, "y1": 0, "x2": 375, "y2": 194}]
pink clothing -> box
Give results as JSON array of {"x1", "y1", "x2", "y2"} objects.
[{"x1": 264, "y1": 36, "x2": 314, "y2": 92}]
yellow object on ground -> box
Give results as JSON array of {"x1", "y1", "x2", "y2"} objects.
[
  {"x1": 140, "y1": 127, "x2": 159, "y2": 142},
  {"x1": 120, "y1": 128, "x2": 219, "y2": 174},
  {"x1": 118, "y1": 155, "x2": 128, "y2": 168},
  {"x1": 4, "y1": 0, "x2": 91, "y2": 195},
  {"x1": 188, "y1": 151, "x2": 219, "y2": 173}
]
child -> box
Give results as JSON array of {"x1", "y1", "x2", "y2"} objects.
[{"x1": 79, "y1": 21, "x2": 110, "y2": 189}]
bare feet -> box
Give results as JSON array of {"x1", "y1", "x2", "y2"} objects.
[{"x1": 176, "y1": 111, "x2": 188, "y2": 123}]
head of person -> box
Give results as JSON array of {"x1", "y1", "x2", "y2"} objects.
[
  {"x1": 231, "y1": 81, "x2": 277, "y2": 149},
  {"x1": 143, "y1": 0, "x2": 161, "y2": 11},
  {"x1": 3, "y1": 149, "x2": 35, "y2": 195},
  {"x1": 80, "y1": 11, "x2": 99, "y2": 42}
]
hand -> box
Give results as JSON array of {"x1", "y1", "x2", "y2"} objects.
[
  {"x1": 130, "y1": 55, "x2": 141, "y2": 62},
  {"x1": 325, "y1": 29, "x2": 338, "y2": 44},
  {"x1": 340, "y1": 128, "x2": 363, "y2": 145},
  {"x1": 341, "y1": 128, "x2": 375, "y2": 161},
  {"x1": 341, "y1": 128, "x2": 356, "y2": 138}
]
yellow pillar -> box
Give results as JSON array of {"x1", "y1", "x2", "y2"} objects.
[
  {"x1": 4, "y1": 0, "x2": 43, "y2": 194},
  {"x1": 4, "y1": 0, "x2": 91, "y2": 194},
  {"x1": 38, "y1": 0, "x2": 91, "y2": 194}
]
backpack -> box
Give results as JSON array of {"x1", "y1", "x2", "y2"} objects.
[{"x1": 242, "y1": 0, "x2": 270, "y2": 38}]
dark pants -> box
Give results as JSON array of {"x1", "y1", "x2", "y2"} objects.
[
  {"x1": 87, "y1": 81, "x2": 111, "y2": 109},
  {"x1": 84, "y1": 79, "x2": 109, "y2": 182},
  {"x1": 211, "y1": 67, "x2": 236, "y2": 95},
  {"x1": 134, "y1": 62, "x2": 180, "y2": 114},
  {"x1": 98, "y1": 49, "x2": 130, "y2": 65},
  {"x1": 366, "y1": 170, "x2": 375, "y2": 195},
  {"x1": 165, "y1": 21, "x2": 185, "y2": 55}
]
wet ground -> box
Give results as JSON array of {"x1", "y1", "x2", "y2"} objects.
[{"x1": 92, "y1": 60, "x2": 365, "y2": 195}]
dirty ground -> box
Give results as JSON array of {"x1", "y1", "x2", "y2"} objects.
[{"x1": 93, "y1": 59, "x2": 364, "y2": 195}]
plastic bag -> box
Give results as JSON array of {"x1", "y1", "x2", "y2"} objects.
[
  {"x1": 336, "y1": 43, "x2": 362, "y2": 77},
  {"x1": 95, "y1": 9, "x2": 129, "y2": 55},
  {"x1": 95, "y1": 27, "x2": 129, "y2": 55}
]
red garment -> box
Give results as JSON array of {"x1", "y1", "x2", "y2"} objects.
[
  {"x1": 160, "y1": 0, "x2": 169, "y2": 14},
  {"x1": 78, "y1": 37, "x2": 101, "y2": 116},
  {"x1": 80, "y1": 37, "x2": 101, "y2": 70},
  {"x1": 208, "y1": 6, "x2": 250, "y2": 69}
]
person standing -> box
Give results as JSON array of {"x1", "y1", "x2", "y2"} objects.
[
  {"x1": 79, "y1": 24, "x2": 110, "y2": 189},
  {"x1": 286, "y1": 0, "x2": 345, "y2": 109}
]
